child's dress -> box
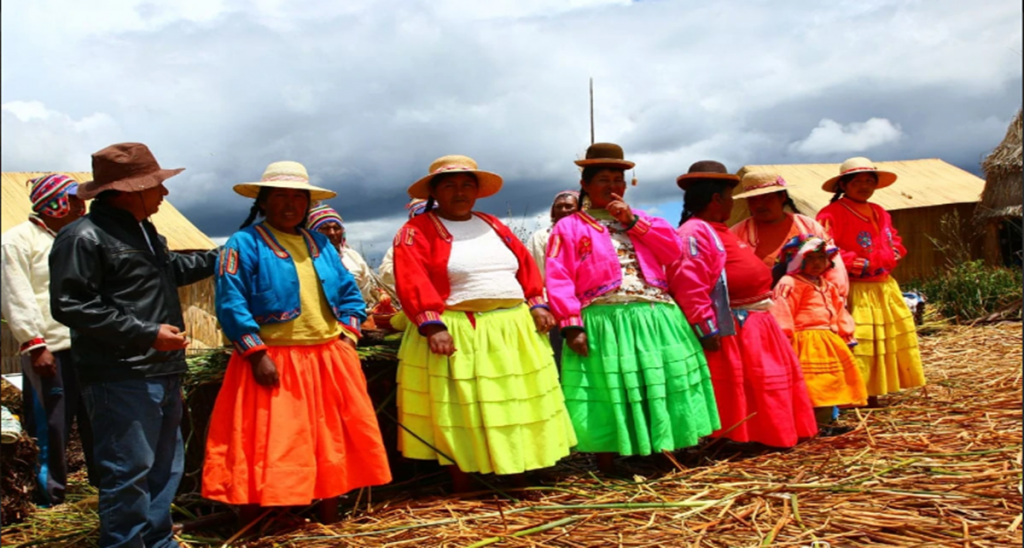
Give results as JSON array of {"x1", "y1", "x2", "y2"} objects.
[{"x1": 773, "y1": 273, "x2": 867, "y2": 408}]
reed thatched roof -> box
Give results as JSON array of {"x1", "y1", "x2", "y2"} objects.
[
  {"x1": 728, "y1": 158, "x2": 985, "y2": 225},
  {"x1": 979, "y1": 109, "x2": 1023, "y2": 220},
  {"x1": 2, "y1": 172, "x2": 216, "y2": 251}
]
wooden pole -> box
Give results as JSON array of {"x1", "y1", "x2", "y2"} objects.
[{"x1": 589, "y1": 78, "x2": 595, "y2": 145}]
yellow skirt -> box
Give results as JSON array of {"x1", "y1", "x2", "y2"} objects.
[
  {"x1": 850, "y1": 278, "x2": 926, "y2": 397},
  {"x1": 793, "y1": 330, "x2": 867, "y2": 407},
  {"x1": 396, "y1": 305, "x2": 577, "y2": 475}
]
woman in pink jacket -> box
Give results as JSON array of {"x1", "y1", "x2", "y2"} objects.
[
  {"x1": 546, "y1": 143, "x2": 719, "y2": 473},
  {"x1": 669, "y1": 161, "x2": 817, "y2": 449}
]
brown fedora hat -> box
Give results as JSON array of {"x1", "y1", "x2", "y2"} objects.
[
  {"x1": 676, "y1": 160, "x2": 741, "y2": 190},
  {"x1": 77, "y1": 143, "x2": 184, "y2": 200},
  {"x1": 574, "y1": 142, "x2": 635, "y2": 170}
]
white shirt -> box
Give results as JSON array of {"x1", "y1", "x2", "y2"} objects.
[
  {"x1": 441, "y1": 216, "x2": 524, "y2": 306},
  {"x1": 378, "y1": 245, "x2": 396, "y2": 290},
  {"x1": 527, "y1": 227, "x2": 551, "y2": 280},
  {"x1": 340, "y1": 245, "x2": 377, "y2": 306},
  {"x1": 1, "y1": 218, "x2": 72, "y2": 353}
]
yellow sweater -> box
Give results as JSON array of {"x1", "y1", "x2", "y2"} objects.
[{"x1": 259, "y1": 226, "x2": 347, "y2": 345}]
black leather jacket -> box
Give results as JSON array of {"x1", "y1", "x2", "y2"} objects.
[{"x1": 49, "y1": 200, "x2": 218, "y2": 384}]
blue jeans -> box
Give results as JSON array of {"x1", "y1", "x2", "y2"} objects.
[{"x1": 82, "y1": 375, "x2": 184, "y2": 548}]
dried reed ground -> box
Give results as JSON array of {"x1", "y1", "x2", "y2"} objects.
[{"x1": 2, "y1": 323, "x2": 1020, "y2": 547}]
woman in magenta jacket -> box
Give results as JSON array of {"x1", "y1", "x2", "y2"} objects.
[{"x1": 545, "y1": 143, "x2": 719, "y2": 473}]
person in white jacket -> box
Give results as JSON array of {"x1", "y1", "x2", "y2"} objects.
[
  {"x1": 308, "y1": 203, "x2": 379, "y2": 307},
  {"x1": 1, "y1": 174, "x2": 95, "y2": 504},
  {"x1": 526, "y1": 190, "x2": 579, "y2": 280}
]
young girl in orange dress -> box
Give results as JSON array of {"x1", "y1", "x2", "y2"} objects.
[
  {"x1": 815, "y1": 158, "x2": 925, "y2": 407},
  {"x1": 771, "y1": 235, "x2": 867, "y2": 435}
]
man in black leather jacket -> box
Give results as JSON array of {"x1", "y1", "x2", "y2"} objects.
[{"x1": 49, "y1": 143, "x2": 218, "y2": 548}]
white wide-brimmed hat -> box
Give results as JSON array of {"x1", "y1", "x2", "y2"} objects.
[
  {"x1": 233, "y1": 161, "x2": 337, "y2": 201},
  {"x1": 822, "y1": 157, "x2": 897, "y2": 193}
]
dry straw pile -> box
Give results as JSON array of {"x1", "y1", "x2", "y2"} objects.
[{"x1": 1, "y1": 323, "x2": 1020, "y2": 547}]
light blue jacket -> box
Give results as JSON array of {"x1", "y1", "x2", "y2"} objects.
[{"x1": 215, "y1": 223, "x2": 366, "y2": 356}]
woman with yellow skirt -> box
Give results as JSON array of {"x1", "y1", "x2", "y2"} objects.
[
  {"x1": 392, "y1": 155, "x2": 576, "y2": 492},
  {"x1": 816, "y1": 157, "x2": 925, "y2": 406}
]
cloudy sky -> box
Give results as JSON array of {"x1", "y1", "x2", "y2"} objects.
[{"x1": 2, "y1": 0, "x2": 1021, "y2": 264}]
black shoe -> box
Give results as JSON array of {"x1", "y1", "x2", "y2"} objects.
[{"x1": 818, "y1": 425, "x2": 853, "y2": 437}]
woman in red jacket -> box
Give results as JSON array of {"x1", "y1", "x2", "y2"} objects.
[
  {"x1": 393, "y1": 155, "x2": 576, "y2": 492},
  {"x1": 816, "y1": 157, "x2": 925, "y2": 407}
]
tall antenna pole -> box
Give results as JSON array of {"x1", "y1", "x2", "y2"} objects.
[{"x1": 589, "y1": 78, "x2": 595, "y2": 145}]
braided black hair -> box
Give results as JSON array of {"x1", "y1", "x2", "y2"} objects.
[
  {"x1": 781, "y1": 191, "x2": 802, "y2": 214},
  {"x1": 829, "y1": 172, "x2": 879, "y2": 203},
  {"x1": 238, "y1": 187, "x2": 312, "y2": 229},
  {"x1": 679, "y1": 179, "x2": 731, "y2": 226}
]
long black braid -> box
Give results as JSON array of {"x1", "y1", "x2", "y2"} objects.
[
  {"x1": 781, "y1": 191, "x2": 802, "y2": 214},
  {"x1": 238, "y1": 187, "x2": 312, "y2": 229},
  {"x1": 829, "y1": 172, "x2": 879, "y2": 203},
  {"x1": 422, "y1": 172, "x2": 477, "y2": 213},
  {"x1": 679, "y1": 179, "x2": 730, "y2": 227}
]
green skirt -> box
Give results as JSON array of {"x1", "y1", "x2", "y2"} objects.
[
  {"x1": 561, "y1": 302, "x2": 720, "y2": 455},
  {"x1": 396, "y1": 305, "x2": 577, "y2": 475}
]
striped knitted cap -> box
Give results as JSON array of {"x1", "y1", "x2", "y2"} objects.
[
  {"x1": 308, "y1": 203, "x2": 344, "y2": 232},
  {"x1": 28, "y1": 174, "x2": 79, "y2": 218}
]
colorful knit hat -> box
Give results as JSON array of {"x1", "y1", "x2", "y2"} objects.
[
  {"x1": 778, "y1": 235, "x2": 838, "y2": 275},
  {"x1": 28, "y1": 174, "x2": 79, "y2": 218},
  {"x1": 554, "y1": 189, "x2": 580, "y2": 202},
  {"x1": 406, "y1": 198, "x2": 428, "y2": 219},
  {"x1": 307, "y1": 203, "x2": 344, "y2": 232}
]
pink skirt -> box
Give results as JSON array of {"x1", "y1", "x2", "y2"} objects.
[{"x1": 705, "y1": 310, "x2": 818, "y2": 447}]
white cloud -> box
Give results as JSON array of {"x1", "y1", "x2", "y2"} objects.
[
  {"x1": 1, "y1": 102, "x2": 122, "y2": 171},
  {"x1": 789, "y1": 118, "x2": 904, "y2": 156},
  {"x1": 0, "y1": 0, "x2": 1019, "y2": 247}
]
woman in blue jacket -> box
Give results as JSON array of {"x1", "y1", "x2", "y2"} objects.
[{"x1": 202, "y1": 161, "x2": 391, "y2": 524}]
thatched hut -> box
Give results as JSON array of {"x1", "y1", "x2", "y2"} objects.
[
  {"x1": 728, "y1": 159, "x2": 993, "y2": 281},
  {"x1": 977, "y1": 109, "x2": 1023, "y2": 266},
  {"x1": 1, "y1": 172, "x2": 223, "y2": 374}
]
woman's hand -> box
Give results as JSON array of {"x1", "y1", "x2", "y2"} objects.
[
  {"x1": 565, "y1": 328, "x2": 589, "y2": 357},
  {"x1": 340, "y1": 335, "x2": 358, "y2": 351},
  {"x1": 700, "y1": 334, "x2": 722, "y2": 352},
  {"x1": 422, "y1": 324, "x2": 456, "y2": 356},
  {"x1": 530, "y1": 307, "x2": 556, "y2": 334},
  {"x1": 247, "y1": 351, "x2": 280, "y2": 388},
  {"x1": 607, "y1": 193, "x2": 635, "y2": 225}
]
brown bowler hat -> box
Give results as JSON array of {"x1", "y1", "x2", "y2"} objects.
[
  {"x1": 77, "y1": 143, "x2": 184, "y2": 200},
  {"x1": 675, "y1": 160, "x2": 741, "y2": 190},
  {"x1": 574, "y1": 142, "x2": 636, "y2": 170}
]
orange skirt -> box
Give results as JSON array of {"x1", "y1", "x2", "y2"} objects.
[
  {"x1": 202, "y1": 340, "x2": 392, "y2": 506},
  {"x1": 792, "y1": 330, "x2": 868, "y2": 408}
]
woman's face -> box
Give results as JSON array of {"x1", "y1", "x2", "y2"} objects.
[
  {"x1": 747, "y1": 191, "x2": 787, "y2": 223},
  {"x1": 551, "y1": 195, "x2": 578, "y2": 223},
  {"x1": 261, "y1": 188, "x2": 310, "y2": 233},
  {"x1": 842, "y1": 173, "x2": 879, "y2": 202},
  {"x1": 317, "y1": 221, "x2": 344, "y2": 248},
  {"x1": 582, "y1": 169, "x2": 626, "y2": 209},
  {"x1": 432, "y1": 173, "x2": 479, "y2": 220},
  {"x1": 802, "y1": 250, "x2": 831, "y2": 278}
]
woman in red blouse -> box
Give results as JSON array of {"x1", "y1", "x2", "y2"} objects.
[
  {"x1": 815, "y1": 157, "x2": 925, "y2": 406},
  {"x1": 392, "y1": 155, "x2": 576, "y2": 492}
]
